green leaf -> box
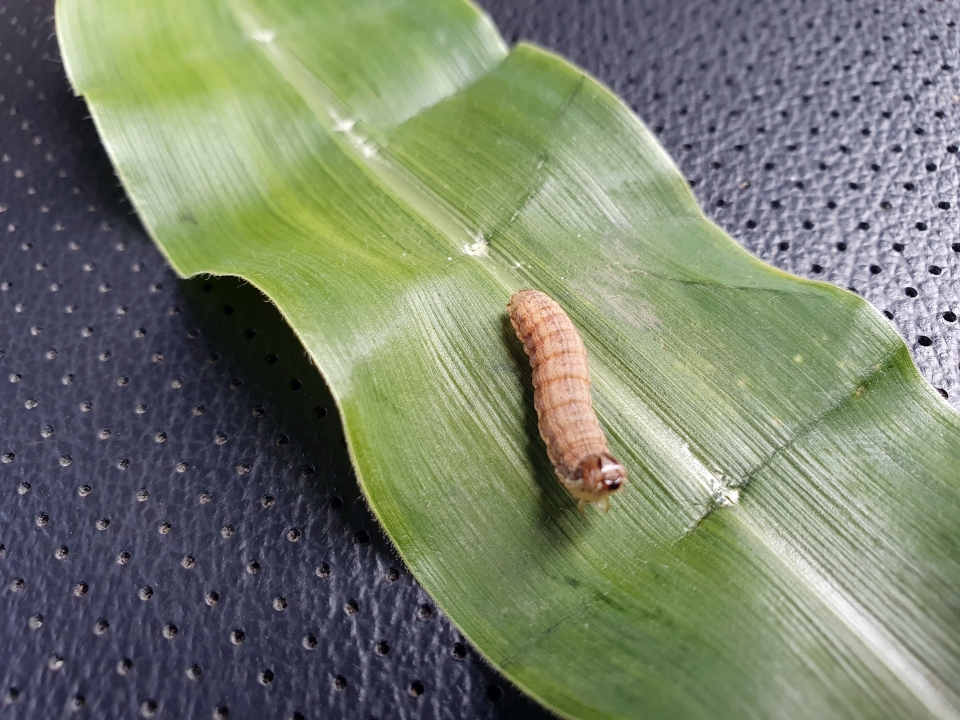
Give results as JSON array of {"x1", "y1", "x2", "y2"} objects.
[{"x1": 56, "y1": 0, "x2": 960, "y2": 718}]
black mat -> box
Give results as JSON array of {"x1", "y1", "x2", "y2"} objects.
[{"x1": 0, "y1": 0, "x2": 956, "y2": 718}]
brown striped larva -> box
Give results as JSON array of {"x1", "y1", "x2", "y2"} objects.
[{"x1": 508, "y1": 289, "x2": 626, "y2": 513}]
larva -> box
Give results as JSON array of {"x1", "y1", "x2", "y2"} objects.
[{"x1": 508, "y1": 289, "x2": 626, "y2": 513}]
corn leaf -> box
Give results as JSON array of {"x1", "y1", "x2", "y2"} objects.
[{"x1": 56, "y1": 0, "x2": 960, "y2": 717}]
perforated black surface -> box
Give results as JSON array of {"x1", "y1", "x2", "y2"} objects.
[{"x1": 0, "y1": 0, "x2": 957, "y2": 718}]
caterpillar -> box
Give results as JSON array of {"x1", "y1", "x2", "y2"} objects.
[{"x1": 508, "y1": 289, "x2": 626, "y2": 513}]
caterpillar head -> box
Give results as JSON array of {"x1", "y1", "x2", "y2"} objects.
[{"x1": 572, "y1": 452, "x2": 626, "y2": 512}]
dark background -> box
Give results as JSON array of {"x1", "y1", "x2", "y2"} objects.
[{"x1": 0, "y1": 0, "x2": 956, "y2": 718}]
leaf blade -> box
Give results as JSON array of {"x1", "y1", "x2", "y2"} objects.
[{"x1": 56, "y1": 0, "x2": 960, "y2": 718}]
